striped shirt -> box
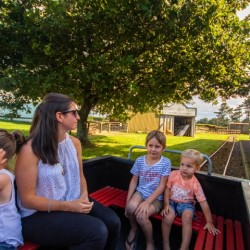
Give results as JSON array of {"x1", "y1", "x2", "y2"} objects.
[{"x1": 131, "y1": 155, "x2": 171, "y2": 200}]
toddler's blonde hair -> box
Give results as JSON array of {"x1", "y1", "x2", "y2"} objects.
[{"x1": 181, "y1": 149, "x2": 203, "y2": 169}]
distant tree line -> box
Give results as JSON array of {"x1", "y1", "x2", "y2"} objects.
[{"x1": 197, "y1": 96, "x2": 250, "y2": 127}]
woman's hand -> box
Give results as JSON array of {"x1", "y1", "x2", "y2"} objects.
[{"x1": 68, "y1": 198, "x2": 94, "y2": 213}]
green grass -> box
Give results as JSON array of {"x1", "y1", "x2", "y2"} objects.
[
  {"x1": 1, "y1": 120, "x2": 249, "y2": 167},
  {"x1": 0, "y1": 119, "x2": 31, "y2": 137},
  {"x1": 84, "y1": 132, "x2": 249, "y2": 166}
]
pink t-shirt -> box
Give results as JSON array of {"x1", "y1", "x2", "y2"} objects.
[{"x1": 167, "y1": 170, "x2": 206, "y2": 203}]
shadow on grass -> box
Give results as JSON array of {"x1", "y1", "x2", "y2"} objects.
[{"x1": 83, "y1": 136, "x2": 225, "y2": 168}]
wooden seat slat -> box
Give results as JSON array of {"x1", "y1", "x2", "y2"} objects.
[
  {"x1": 194, "y1": 215, "x2": 207, "y2": 250},
  {"x1": 204, "y1": 214, "x2": 216, "y2": 250},
  {"x1": 214, "y1": 216, "x2": 224, "y2": 250},
  {"x1": 89, "y1": 186, "x2": 124, "y2": 206},
  {"x1": 234, "y1": 220, "x2": 244, "y2": 250},
  {"x1": 226, "y1": 219, "x2": 235, "y2": 250}
]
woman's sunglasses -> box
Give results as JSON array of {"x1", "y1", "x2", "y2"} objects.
[{"x1": 61, "y1": 109, "x2": 79, "y2": 117}]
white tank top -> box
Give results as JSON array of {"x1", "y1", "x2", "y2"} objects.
[
  {"x1": 0, "y1": 169, "x2": 23, "y2": 247},
  {"x1": 17, "y1": 133, "x2": 81, "y2": 217}
]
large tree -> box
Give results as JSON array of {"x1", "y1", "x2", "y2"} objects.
[
  {"x1": 215, "y1": 102, "x2": 233, "y2": 126},
  {"x1": 0, "y1": 0, "x2": 249, "y2": 146},
  {"x1": 230, "y1": 105, "x2": 243, "y2": 122}
]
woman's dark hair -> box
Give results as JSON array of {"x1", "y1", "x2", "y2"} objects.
[
  {"x1": 30, "y1": 93, "x2": 74, "y2": 165},
  {"x1": 0, "y1": 129, "x2": 26, "y2": 160}
]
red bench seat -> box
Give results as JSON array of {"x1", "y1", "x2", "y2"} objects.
[
  {"x1": 89, "y1": 186, "x2": 204, "y2": 231},
  {"x1": 18, "y1": 241, "x2": 39, "y2": 250},
  {"x1": 90, "y1": 186, "x2": 245, "y2": 250}
]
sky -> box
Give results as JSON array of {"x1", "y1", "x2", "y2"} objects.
[
  {"x1": 188, "y1": 96, "x2": 246, "y2": 120},
  {"x1": 189, "y1": 5, "x2": 250, "y2": 121}
]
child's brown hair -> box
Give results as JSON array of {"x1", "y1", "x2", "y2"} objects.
[
  {"x1": 0, "y1": 129, "x2": 26, "y2": 160},
  {"x1": 145, "y1": 130, "x2": 166, "y2": 148}
]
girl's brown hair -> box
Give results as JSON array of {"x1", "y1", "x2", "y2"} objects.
[
  {"x1": 0, "y1": 129, "x2": 26, "y2": 160},
  {"x1": 145, "y1": 130, "x2": 166, "y2": 148}
]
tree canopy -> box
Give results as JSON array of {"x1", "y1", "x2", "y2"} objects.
[{"x1": 0, "y1": 0, "x2": 250, "y2": 145}]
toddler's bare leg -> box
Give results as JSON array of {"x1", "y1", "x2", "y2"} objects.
[{"x1": 180, "y1": 210, "x2": 193, "y2": 250}]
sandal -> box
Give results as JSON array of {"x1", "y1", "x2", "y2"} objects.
[{"x1": 125, "y1": 234, "x2": 137, "y2": 250}]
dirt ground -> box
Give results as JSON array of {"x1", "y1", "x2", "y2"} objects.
[{"x1": 201, "y1": 141, "x2": 246, "y2": 179}]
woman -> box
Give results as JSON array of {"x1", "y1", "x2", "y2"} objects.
[{"x1": 15, "y1": 93, "x2": 121, "y2": 250}]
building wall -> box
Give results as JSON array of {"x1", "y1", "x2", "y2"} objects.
[
  {"x1": 228, "y1": 123, "x2": 249, "y2": 134},
  {"x1": 127, "y1": 112, "x2": 159, "y2": 132},
  {"x1": 127, "y1": 104, "x2": 196, "y2": 136}
]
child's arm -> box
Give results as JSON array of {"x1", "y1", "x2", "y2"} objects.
[
  {"x1": 0, "y1": 173, "x2": 11, "y2": 203},
  {"x1": 135, "y1": 176, "x2": 168, "y2": 218},
  {"x1": 0, "y1": 149, "x2": 7, "y2": 167},
  {"x1": 200, "y1": 200, "x2": 220, "y2": 235},
  {"x1": 126, "y1": 175, "x2": 138, "y2": 203},
  {"x1": 125, "y1": 175, "x2": 138, "y2": 216},
  {"x1": 161, "y1": 186, "x2": 171, "y2": 217}
]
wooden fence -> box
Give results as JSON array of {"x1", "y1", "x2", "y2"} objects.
[{"x1": 87, "y1": 121, "x2": 128, "y2": 134}]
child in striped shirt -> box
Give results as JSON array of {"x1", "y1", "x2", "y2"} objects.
[{"x1": 125, "y1": 130, "x2": 171, "y2": 250}]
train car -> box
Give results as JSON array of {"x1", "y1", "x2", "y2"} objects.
[
  {"x1": 84, "y1": 155, "x2": 250, "y2": 250},
  {"x1": 20, "y1": 155, "x2": 250, "y2": 250}
]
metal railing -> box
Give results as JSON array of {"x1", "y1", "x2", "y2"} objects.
[{"x1": 128, "y1": 145, "x2": 212, "y2": 176}]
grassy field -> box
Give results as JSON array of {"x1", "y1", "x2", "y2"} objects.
[{"x1": 1, "y1": 119, "x2": 249, "y2": 166}]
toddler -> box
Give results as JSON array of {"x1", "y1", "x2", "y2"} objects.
[{"x1": 161, "y1": 149, "x2": 220, "y2": 250}]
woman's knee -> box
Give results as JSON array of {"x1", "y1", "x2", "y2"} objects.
[
  {"x1": 111, "y1": 212, "x2": 121, "y2": 230},
  {"x1": 94, "y1": 221, "x2": 109, "y2": 241},
  {"x1": 79, "y1": 221, "x2": 108, "y2": 249},
  {"x1": 104, "y1": 210, "x2": 121, "y2": 234}
]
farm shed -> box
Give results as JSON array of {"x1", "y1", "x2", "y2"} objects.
[
  {"x1": 127, "y1": 103, "x2": 197, "y2": 137},
  {"x1": 228, "y1": 122, "x2": 249, "y2": 134}
]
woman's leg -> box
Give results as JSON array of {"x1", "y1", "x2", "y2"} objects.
[
  {"x1": 89, "y1": 198, "x2": 121, "y2": 250},
  {"x1": 22, "y1": 211, "x2": 108, "y2": 250}
]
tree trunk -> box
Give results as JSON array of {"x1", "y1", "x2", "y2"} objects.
[{"x1": 77, "y1": 100, "x2": 93, "y2": 147}]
